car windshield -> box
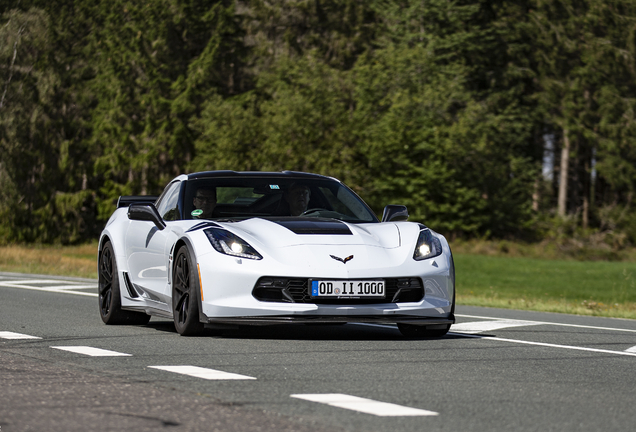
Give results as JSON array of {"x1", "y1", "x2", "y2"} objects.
[{"x1": 183, "y1": 177, "x2": 378, "y2": 223}]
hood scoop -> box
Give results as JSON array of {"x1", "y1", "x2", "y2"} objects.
[{"x1": 267, "y1": 217, "x2": 353, "y2": 235}]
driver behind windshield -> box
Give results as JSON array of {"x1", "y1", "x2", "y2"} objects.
[
  {"x1": 284, "y1": 184, "x2": 311, "y2": 216},
  {"x1": 193, "y1": 187, "x2": 217, "y2": 219}
]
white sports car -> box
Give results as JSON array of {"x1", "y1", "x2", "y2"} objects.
[{"x1": 98, "y1": 171, "x2": 455, "y2": 337}]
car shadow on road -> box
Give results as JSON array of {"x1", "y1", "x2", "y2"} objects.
[{"x1": 143, "y1": 320, "x2": 460, "y2": 341}]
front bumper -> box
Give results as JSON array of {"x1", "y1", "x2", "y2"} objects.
[{"x1": 196, "y1": 243, "x2": 454, "y2": 321}]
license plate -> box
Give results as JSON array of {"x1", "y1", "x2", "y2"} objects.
[{"x1": 310, "y1": 280, "x2": 385, "y2": 298}]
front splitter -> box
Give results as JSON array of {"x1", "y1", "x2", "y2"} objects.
[{"x1": 204, "y1": 314, "x2": 455, "y2": 327}]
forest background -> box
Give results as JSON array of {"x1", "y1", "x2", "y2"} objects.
[{"x1": 2, "y1": 0, "x2": 636, "y2": 261}]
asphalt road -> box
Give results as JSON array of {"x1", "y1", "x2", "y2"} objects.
[{"x1": 1, "y1": 272, "x2": 636, "y2": 432}]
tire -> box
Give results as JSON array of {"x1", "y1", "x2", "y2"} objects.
[
  {"x1": 398, "y1": 323, "x2": 451, "y2": 338},
  {"x1": 98, "y1": 241, "x2": 151, "y2": 325},
  {"x1": 172, "y1": 245, "x2": 205, "y2": 336}
]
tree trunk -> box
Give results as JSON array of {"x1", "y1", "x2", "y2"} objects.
[
  {"x1": 582, "y1": 150, "x2": 591, "y2": 229},
  {"x1": 141, "y1": 163, "x2": 148, "y2": 196},
  {"x1": 558, "y1": 128, "x2": 570, "y2": 217},
  {"x1": 532, "y1": 177, "x2": 540, "y2": 211}
]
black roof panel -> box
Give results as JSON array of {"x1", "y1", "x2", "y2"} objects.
[{"x1": 187, "y1": 171, "x2": 334, "y2": 181}]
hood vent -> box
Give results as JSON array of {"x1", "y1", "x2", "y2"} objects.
[{"x1": 268, "y1": 218, "x2": 353, "y2": 235}]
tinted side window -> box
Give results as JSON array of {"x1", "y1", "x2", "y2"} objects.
[{"x1": 156, "y1": 181, "x2": 181, "y2": 221}]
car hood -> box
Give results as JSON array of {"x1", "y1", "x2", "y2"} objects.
[{"x1": 216, "y1": 217, "x2": 419, "y2": 250}]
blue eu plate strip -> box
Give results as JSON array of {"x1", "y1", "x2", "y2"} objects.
[{"x1": 311, "y1": 281, "x2": 319, "y2": 296}]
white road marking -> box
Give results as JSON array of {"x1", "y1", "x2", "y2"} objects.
[
  {"x1": 291, "y1": 393, "x2": 438, "y2": 417},
  {"x1": 356, "y1": 320, "x2": 541, "y2": 334},
  {"x1": 355, "y1": 321, "x2": 636, "y2": 358},
  {"x1": 51, "y1": 346, "x2": 131, "y2": 356},
  {"x1": 0, "y1": 279, "x2": 97, "y2": 297},
  {"x1": 0, "y1": 279, "x2": 67, "y2": 285},
  {"x1": 456, "y1": 314, "x2": 636, "y2": 334},
  {"x1": 0, "y1": 331, "x2": 41, "y2": 340},
  {"x1": 44, "y1": 284, "x2": 97, "y2": 290},
  {"x1": 148, "y1": 365, "x2": 256, "y2": 380},
  {"x1": 451, "y1": 320, "x2": 540, "y2": 334},
  {"x1": 452, "y1": 333, "x2": 636, "y2": 357},
  {"x1": 17, "y1": 287, "x2": 97, "y2": 297},
  {"x1": 349, "y1": 323, "x2": 396, "y2": 329}
]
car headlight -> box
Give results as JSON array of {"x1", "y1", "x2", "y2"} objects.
[
  {"x1": 413, "y1": 229, "x2": 443, "y2": 261},
  {"x1": 204, "y1": 228, "x2": 263, "y2": 260}
]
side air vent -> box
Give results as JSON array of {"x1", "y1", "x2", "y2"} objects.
[{"x1": 123, "y1": 272, "x2": 139, "y2": 298}]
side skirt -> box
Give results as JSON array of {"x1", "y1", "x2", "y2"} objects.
[{"x1": 122, "y1": 304, "x2": 173, "y2": 319}]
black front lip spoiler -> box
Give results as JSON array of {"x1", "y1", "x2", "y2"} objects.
[{"x1": 204, "y1": 314, "x2": 455, "y2": 327}]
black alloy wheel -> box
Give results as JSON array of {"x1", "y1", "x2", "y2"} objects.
[
  {"x1": 98, "y1": 241, "x2": 150, "y2": 325},
  {"x1": 98, "y1": 243, "x2": 115, "y2": 320},
  {"x1": 172, "y1": 245, "x2": 204, "y2": 335}
]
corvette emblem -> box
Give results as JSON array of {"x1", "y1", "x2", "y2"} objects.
[{"x1": 330, "y1": 254, "x2": 354, "y2": 264}]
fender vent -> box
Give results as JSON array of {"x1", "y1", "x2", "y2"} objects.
[{"x1": 122, "y1": 272, "x2": 139, "y2": 298}]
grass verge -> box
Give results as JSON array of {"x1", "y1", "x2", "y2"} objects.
[
  {"x1": 0, "y1": 243, "x2": 98, "y2": 279},
  {"x1": 455, "y1": 253, "x2": 636, "y2": 319}
]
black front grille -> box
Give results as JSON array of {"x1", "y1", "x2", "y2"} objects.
[{"x1": 252, "y1": 277, "x2": 424, "y2": 304}]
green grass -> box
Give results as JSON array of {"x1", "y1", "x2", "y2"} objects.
[
  {"x1": 455, "y1": 253, "x2": 636, "y2": 319},
  {"x1": 0, "y1": 243, "x2": 98, "y2": 279}
]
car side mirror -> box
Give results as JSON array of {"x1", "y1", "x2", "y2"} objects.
[
  {"x1": 128, "y1": 203, "x2": 167, "y2": 230},
  {"x1": 382, "y1": 205, "x2": 409, "y2": 222}
]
